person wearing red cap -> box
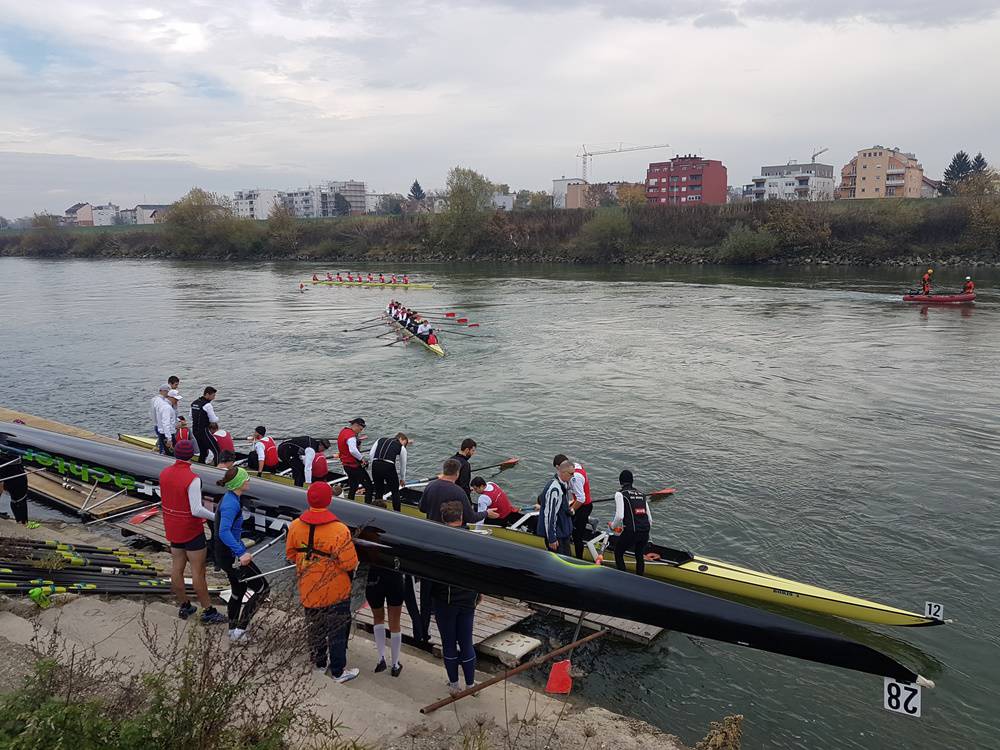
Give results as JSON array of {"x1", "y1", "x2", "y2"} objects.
[
  {"x1": 158, "y1": 439, "x2": 227, "y2": 624},
  {"x1": 286, "y1": 482, "x2": 360, "y2": 683}
]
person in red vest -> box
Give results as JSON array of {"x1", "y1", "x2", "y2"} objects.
[
  {"x1": 379, "y1": 273, "x2": 386, "y2": 283},
  {"x1": 402, "y1": 275, "x2": 410, "y2": 285},
  {"x1": 338, "y1": 417, "x2": 374, "y2": 503},
  {"x1": 312, "y1": 273, "x2": 319, "y2": 281},
  {"x1": 921, "y1": 268, "x2": 933, "y2": 295},
  {"x1": 175, "y1": 416, "x2": 191, "y2": 443},
  {"x1": 326, "y1": 272, "x2": 333, "y2": 281},
  {"x1": 248, "y1": 425, "x2": 280, "y2": 476},
  {"x1": 553, "y1": 454, "x2": 593, "y2": 559},
  {"x1": 426, "y1": 329, "x2": 439, "y2": 346},
  {"x1": 963, "y1": 276, "x2": 975, "y2": 294},
  {"x1": 471, "y1": 476, "x2": 523, "y2": 528},
  {"x1": 159, "y1": 439, "x2": 227, "y2": 624},
  {"x1": 210, "y1": 422, "x2": 235, "y2": 463},
  {"x1": 336, "y1": 272, "x2": 344, "y2": 282}
]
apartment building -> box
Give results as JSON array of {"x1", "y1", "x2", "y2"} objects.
[
  {"x1": 91, "y1": 203, "x2": 120, "y2": 226},
  {"x1": 234, "y1": 189, "x2": 284, "y2": 220},
  {"x1": 750, "y1": 162, "x2": 835, "y2": 202},
  {"x1": 837, "y1": 146, "x2": 924, "y2": 199},
  {"x1": 552, "y1": 177, "x2": 586, "y2": 209},
  {"x1": 646, "y1": 155, "x2": 728, "y2": 206},
  {"x1": 322, "y1": 180, "x2": 367, "y2": 215}
]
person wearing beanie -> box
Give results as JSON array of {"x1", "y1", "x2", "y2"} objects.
[
  {"x1": 610, "y1": 469, "x2": 652, "y2": 577},
  {"x1": 248, "y1": 425, "x2": 280, "y2": 476},
  {"x1": 286, "y1": 482, "x2": 360, "y2": 683},
  {"x1": 213, "y1": 467, "x2": 269, "y2": 643},
  {"x1": 158, "y1": 439, "x2": 227, "y2": 624}
]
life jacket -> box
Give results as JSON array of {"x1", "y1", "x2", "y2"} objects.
[
  {"x1": 159, "y1": 460, "x2": 204, "y2": 544},
  {"x1": 337, "y1": 427, "x2": 361, "y2": 468},
  {"x1": 214, "y1": 430, "x2": 235, "y2": 454},
  {"x1": 372, "y1": 436, "x2": 402, "y2": 463},
  {"x1": 621, "y1": 486, "x2": 650, "y2": 533},
  {"x1": 285, "y1": 515, "x2": 358, "y2": 608},
  {"x1": 427, "y1": 332, "x2": 438, "y2": 345},
  {"x1": 258, "y1": 436, "x2": 279, "y2": 467},
  {"x1": 190, "y1": 396, "x2": 210, "y2": 433},
  {"x1": 312, "y1": 451, "x2": 329, "y2": 479},
  {"x1": 175, "y1": 425, "x2": 190, "y2": 442},
  {"x1": 479, "y1": 482, "x2": 513, "y2": 519},
  {"x1": 573, "y1": 463, "x2": 592, "y2": 505},
  {"x1": 964, "y1": 281, "x2": 975, "y2": 293}
]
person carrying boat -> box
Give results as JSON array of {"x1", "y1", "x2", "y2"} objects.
[
  {"x1": 369, "y1": 432, "x2": 409, "y2": 511},
  {"x1": 338, "y1": 418, "x2": 374, "y2": 502},
  {"x1": 610, "y1": 470, "x2": 652, "y2": 577},
  {"x1": 0, "y1": 450, "x2": 29, "y2": 524},
  {"x1": 963, "y1": 276, "x2": 975, "y2": 294},
  {"x1": 537, "y1": 461, "x2": 575, "y2": 555},
  {"x1": 154, "y1": 389, "x2": 181, "y2": 455},
  {"x1": 432, "y1": 500, "x2": 481, "y2": 695},
  {"x1": 921, "y1": 268, "x2": 933, "y2": 295},
  {"x1": 248, "y1": 425, "x2": 280, "y2": 476},
  {"x1": 190, "y1": 387, "x2": 221, "y2": 466},
  {"x1": 159, "y1": 439, "x2": 227, "y2": 624},
  {"x1": 286, "y1": 482, "x2": 360, "y2": 684},
  {"x1": 277, "y1": 435, "x2": 332, "y2": 487},
  {"x1": 553, "y1": 454, "x2": 594, "y2": 559},
  {"x1": 366, "y1": 564, "x2": 405, "y2": 677},
  {"x1": 471, "y1": 476, "x2": 522, "y2": 528},
  {"x1": 451, "y1": 439, "x2": 477, "y2": 499},
  {"x1": 214, "y1": 467, "x2": 269, "y2": 643}
]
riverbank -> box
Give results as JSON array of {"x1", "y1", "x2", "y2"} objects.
[
  {"x1": 0, "y1": 518, "x2": 730, "y2": 749},
  {"x1": 2, "y1": 197, "x2": 998, "y2": 267}
]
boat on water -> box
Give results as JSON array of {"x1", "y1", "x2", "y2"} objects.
[
  {"x1": 902, "y1": 292, "x2": 975, "y2": 304},
  {"x1": 0, "y1": 419, "x2": 934, "y2": 684},
  {"x1": 311, "y1": 280, "x2": 434, "y2": 290},
  {"x1": 116, "y1": 433, "x2": 938, "y2": 626},
  {"x1": 383, "y1": 315, "x2": 445, "y2": 357}
]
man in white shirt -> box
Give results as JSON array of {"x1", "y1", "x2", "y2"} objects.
[
  {"x1": 154, "y1": 390, "x2": 181, "y2": 455},
  {"x1": 150, "y1": 383, "x2": 170, "y2": 436}
]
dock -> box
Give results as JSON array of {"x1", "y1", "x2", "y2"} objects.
[{"x1": 527, "y1": 603, "x2": 664, "y2": 645}]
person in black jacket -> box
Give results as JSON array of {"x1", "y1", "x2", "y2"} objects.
[
  {"x1": 449, "y1": 438, "x2": 477, "y2": 499},
  {"x1": 432, "y1": 501, "x2": 480, "y2": 694}
]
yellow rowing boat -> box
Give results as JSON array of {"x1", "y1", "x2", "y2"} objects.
[
  {"x1": 383, "y1": 315, "x2": 445, "y2": 357},
  {"x1": 310, "y1": 280, "x2": 433, "y2": 290}
]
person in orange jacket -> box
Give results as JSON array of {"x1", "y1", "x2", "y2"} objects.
[
  {"x1": 921, "y1": 268, "x2": 933, "y2": 295},
  {"x1": 963, "y1": 276, "x2": 975, "y2": 294},
  {"x1": 286, "y1": 482, "x2": 360, "y2": 683}
]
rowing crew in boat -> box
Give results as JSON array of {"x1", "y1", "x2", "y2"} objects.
[
  {"x1": 386, "y1": 300, "x2": 439, "y2": 345},
  {"x1": 313, "y1": 272, "x2": 410, "y2": 284}
]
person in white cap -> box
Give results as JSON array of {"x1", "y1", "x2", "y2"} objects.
[
  {"x1": 155, "y1": 390, "x2": 182, "y2": 455},
  {"x1": 150, "y1": 383, "x2": 170, "y2": 438},
  {"x1": 963, "y1": 276, "x2": 975, "y2": 295}
]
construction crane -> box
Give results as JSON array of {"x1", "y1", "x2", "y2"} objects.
[
  {"x1": 577, "y1": 142, "x2": 670, "y2": 182},
  {"x1": 811, "y1": 147, "x2": 829, "y2": 163}
]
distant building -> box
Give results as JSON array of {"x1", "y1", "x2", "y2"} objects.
[
  {"x1": 749, "y1": 162, "x2": 835, "y2": 202},
  {"x1": 921, "y1": 176, "x2": 942, "y2": 199},
  {"x1": 119, "y1": 208, "x2": 137, "y2": 224},
  {"x1": 564, "y1": 181, "x2": 640, "y2": 209},
  {"x1": 234, "y1": 189, "x2": 284, "y2": 220},
  {"x1": 491, "y1": 193, "x2": 515, "y2": 211},
  {"x1": 836, "y1": 146, "x2": 924, "y2": 200},
  {"x1": 283, "y1": 188, "x2": 320, "y2": 218},
  {"x1": 91, "y1": 203, "x2": 119, "y2": 226},
  {"x1": 323, "y1": 180, "x2": 367, "y2": 215},
  {"x1": 65, "y1": 202, "x2": 93, "y2": 226},
  {"x1": 645, "y1": 155, "x2": 728, "y2": 206},
  {"x1": 552, "y1": 177, "x2": 587, "y2": 209}
]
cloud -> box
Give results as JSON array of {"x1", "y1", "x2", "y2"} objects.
[{"x1": 694, "y1": 10, "x2": 744, "y2": 27}]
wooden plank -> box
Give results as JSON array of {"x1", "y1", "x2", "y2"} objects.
[
  {"x1": 112, "y1": 511, "x2": 169, "y2": 546},
  {"x1": 27, "y1": 470, "x2": 145, "y2": 518},
  {"x1": 0, "y1": 407, "x2": 123, "y2": 446},
  {"x1": 528, "y1": 603, "x2": 664, "y2": 645}
]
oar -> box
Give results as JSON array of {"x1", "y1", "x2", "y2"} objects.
[
  {"x1": 404, "y1": 458, "x2": 520, "y2": 488},
  {"x1": 343, "y1": 322, "x2": 388, "y2": 333},
  {"x1": 591, "y1": 487, "x2": 676, "y2": 504},
  {"x1": 436, "y1": 328, "x2": 490, "y2": 338}
]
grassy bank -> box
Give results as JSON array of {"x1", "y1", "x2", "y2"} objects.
[{"x1": 2, "y1": 198, "x2": 999, "y2": 266}]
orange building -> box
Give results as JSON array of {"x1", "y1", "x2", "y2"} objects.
[{"x1": 837, "y1": 146, "x2": 924, "y2": 199}]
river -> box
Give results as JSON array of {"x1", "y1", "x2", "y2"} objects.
[{"x1": 1, "y1": 257, "x2": 997, "y2": 749}]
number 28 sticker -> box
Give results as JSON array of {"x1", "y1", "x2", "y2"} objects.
[{"x1": 883, "y1": 677, "x2": 921, "y2": 717}]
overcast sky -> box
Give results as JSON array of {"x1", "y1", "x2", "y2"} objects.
[{"x1": 1, "y1": 0, "x2": 999, "y2": 217}]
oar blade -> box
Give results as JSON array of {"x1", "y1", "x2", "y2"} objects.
[
  {"x1": 498, "y1": 458, "x2": 520, "y2": 472},
  {"x1": 647, "y1": 488, "x2": 676, "y2": 500},
  {"x1": 445, "y1": 312, "x2": 456, "y2": 318}
]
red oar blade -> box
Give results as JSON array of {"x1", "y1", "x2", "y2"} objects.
[
  {"x1": 498, "y1": 458, "x2": 520, "y2": 472},
  {"x1": 468, "y1": 323, "x2": 480, "y2": 328},
  {"x1": 545, "y1": 659, "x2": 573, "y2": 694},
  {"x1": 445, "y1": 312, "x2": 456, "y2": 318},
  {"x1": 647, "y1": 488, "x2": 676, "y2": 500},
  {"x1": 129, "y1": 506, "x2": 160, "y2": 524},
  {"x1": 456, "y1": 317, "x2": 468, "y2": 323}
]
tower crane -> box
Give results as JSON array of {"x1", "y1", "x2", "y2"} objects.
[
  {"x1": 577, "y1": 142, "x2": 670, "y2": 182},
  {"x1": 811, "y1": 147, "x2": 829, "y2": 163}
]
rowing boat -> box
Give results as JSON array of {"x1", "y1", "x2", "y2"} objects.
[
  {"x1": 381, "y1": 487, "x2": 938, "y2": 627},
  {"x1": 0, "y1": 419, "x2": 933, "y2": 684},
  {"x1": 902, "y1": 291, "x2": 975, "y2": 304},
  {"x1": 310, "y1": 280, "x2": 434, "y2": 290},
  {"x1": 383, "y1": 315, "x2": 446, "y2": 357}
]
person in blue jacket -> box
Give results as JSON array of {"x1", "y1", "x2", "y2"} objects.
[
  {"x1": 214, "y1": 467, "x2": 269, "y2": 643},
  {"x1": 536, "y1": 460, "x2": 575, "y2": 555}
]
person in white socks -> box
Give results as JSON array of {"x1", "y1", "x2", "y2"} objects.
[{"x1": 365, "y1": 565, "x2": 405, "y2": 677}]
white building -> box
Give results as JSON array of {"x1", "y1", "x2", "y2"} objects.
[
  {"x1": 234, "y1": 189, "x2": 284, "y2": 220},
  {"x1": 552, "y1": 177, "x2": 586, "y2": 209},
  {"x1": 490, "y1": 193, "x2": 515, "y2": 211},
  {"x1": 91, "y1": 203, "x2": 120, "y2": 226},
  {"x1": 283, "y1": 188, "x2": 321, "y2": 219},
  {"x1": 750, "y1": 162, "x2": 835, "y2": 202},
  {"x1": 322, "y1": 180, "x2": 367, "y2": 214},
  {"x1": 119, "y1": 208, "x2": 137, "y2": 224}
]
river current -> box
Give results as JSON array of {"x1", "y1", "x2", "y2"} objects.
[{"x1": 1, "y1": 257, "x2": 997, "y2": 749}]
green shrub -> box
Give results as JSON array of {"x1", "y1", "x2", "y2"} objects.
[
  {"x1": 714, "y1": 223, "x2": 780, "y2": 263},
  {"x1": 573, "y1": 209, "x2": 631, "y2": 261}
]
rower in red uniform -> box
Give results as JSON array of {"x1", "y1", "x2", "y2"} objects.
[
  {"x1": 921, "y1": 268, "x2": 933, "y2": 295},
  {"x1": 390, "y1": 275, "x2": 398, "y2": 284},
  {"x1": 326, "y1": 272, "x2": 334, "y2": 281},
  {"x1": 471, "y1": 476, "x2": 522, "y2": 527},
  {"x1": 312, "y1": 273, "x2": 319, "y2": 281},
  {"x1": 368, "y1": 273, "x2": 374, "y2": 282},
  {"x1": 379, "y1": 273, "x2": 386, "y2": 283},
  {"x1": 426, "y1": 329, "x2": 439, "y2": 346},
  {"x1": 338, "y1": 418, "x2": 374, "y2": 503},
  {"x1": 210, "y1": 422, "x2": 235, "y2": 457},
  {"x1": 298, "y1": 283, "x2": 306, "y2": 293},
  {"x1": 347, "y1": 273, "x2": 354, "y2": 282},
  {"x1": 175, "y1": 416, "x2": 191, "y2": 443},
  {"x1": 249, "y1": 426, "x2": 280, "y2": 476},
  {"x1": 963, "y1": 276, "x2": 975, "y2": 294},
  {"x1": 336, "y1": 272, "x2": 344, "y2": 282},
  {"x1": 403, "y1": 275, "x2": 410, "y2": 285}
]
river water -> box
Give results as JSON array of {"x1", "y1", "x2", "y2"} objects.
[{"x1": 1, "y1": 257, "x2": 997, "y2": 749}]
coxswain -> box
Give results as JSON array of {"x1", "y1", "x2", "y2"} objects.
[
  {"x1": 963, "y1": 276, "x2": 975, "y2": 294},
  {"x1": 248, "y1": 425, "x2": 280, "y2": 476},
  {"x1": 159, "y1": 439, "x2": 226, "y2": 624},
  {"x1": 921, "y1": 268, "x2": 933, "y2": 295},
  {"x1": 155, "y1": 389, "x2": 181, "y2": 455},
  {"x1": 0, "y1": 450, "x2": 30, "y2": 524},
  {"x1": 553, "y1": 454, "x2": 593, "y2": 559},
  {"x1": 175, "y1": 416, "x2": 191, "y2": 443},
  {"x1": 338, "y1": 418, "x2": 374, "y2": 502},
  {"x1": 471, "y1": 476, "x2": 522, "y2": 527},
  {"x1": 369, "y1": 432, "x2": 409, "y2": 511},
  {"x1": 209, "y1": 422, "x2": 235, "y2": 464},
  {"x1": 191, "y1": 387, "x2": 221, "y2": 465},
  {"x1": 416, "y1": 319, "x2": 431, "y2": 341},
  {"x1": 450, "y1": 439, "x2": 477, "y2": 499},
  {"x1": 610, "y1": 470, "x2": 652, "y2": 577},
  {"x1": 277, "y1": 436, "x2": 332, "y2": 487},
  {"x1": 426, "y1": 329, "x2": 439, "y2": 346}
]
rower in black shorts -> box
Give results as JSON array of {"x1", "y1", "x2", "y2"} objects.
[{"x1": 365, "y1": 565, "x2": 405, "y2": 676}]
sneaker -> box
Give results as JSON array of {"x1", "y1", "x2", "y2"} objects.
[
  {"x1": 178, "y1": 602, "x2": 197, "y2": 620},
  {"x1": 447, "y1": 681, "x2": 461, "y2": 695},
  {"x1": 200, "y1": 608, "x2": 227, "y2": 625},
  {"x1": 466, "y1": 682, "x2": 478, "y2": 696},
  {"x1": 314, "y1": 664, "x2": 328, "y2": 675},
  {"x1": 391, "y1": 662, "x2": 403, "y2": 678},
  {"x1": 228, "y1": 628, "x2": 248, "y2": 644},
  {"x1": 374, "y1": 658, "x2": 387, "y2": 673},
  {"x1": 332, "y1": 668, "x2": 360, "y2": 684}
]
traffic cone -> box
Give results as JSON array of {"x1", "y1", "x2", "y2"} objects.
[{"x1": 545, "y1": 659, "x2": 573, "y2": 694}]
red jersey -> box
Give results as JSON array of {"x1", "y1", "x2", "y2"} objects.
[
  {"x1": 571, "y1": 463, "x2": 592, "y2": 506},
  {"x1": 159, "y1": 460, "x2": 203, "y2": 544},
  {"x1": 258, "y1": 436, "x2": 279, "y2": 467},
  {"x1": 213, "y1": 430, "x2": 235, "y2": 454},
  {"x1": 479, "y1": 482, "x2": 515, "y2": 519},
  {"x1": 337, "y1": 427, "x2": 361, "y2": 468}
]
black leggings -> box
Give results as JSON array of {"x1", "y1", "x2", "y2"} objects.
[
  {"x1": 614, "y1": 529, "x2": 650, "y2": 577},
  {"x1": 1, "y1": 472, "x2": 28, "y2": 523},
  {"x1": 371, "y1": 461, "x2": 401, "y2": 511},
  {"x1": 345, "y1": 464, "x2": 374, "y2": 503},
  {"x1": 194, "y1": 428, "x2": 220, "y2": 466},
  {"x1": 433, "y1": 601, "x2": 476, "y2": 686},
  {"x1": 218, "y1": 555, "x2": 269, "y2": 629},
  {"x1": 572, "y1": 503, "x2": 593, "y2": 559}
]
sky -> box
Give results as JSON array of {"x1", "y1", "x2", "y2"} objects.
[{"x1": 1, "y1": 0, "x2": 999, "y2": 217}]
